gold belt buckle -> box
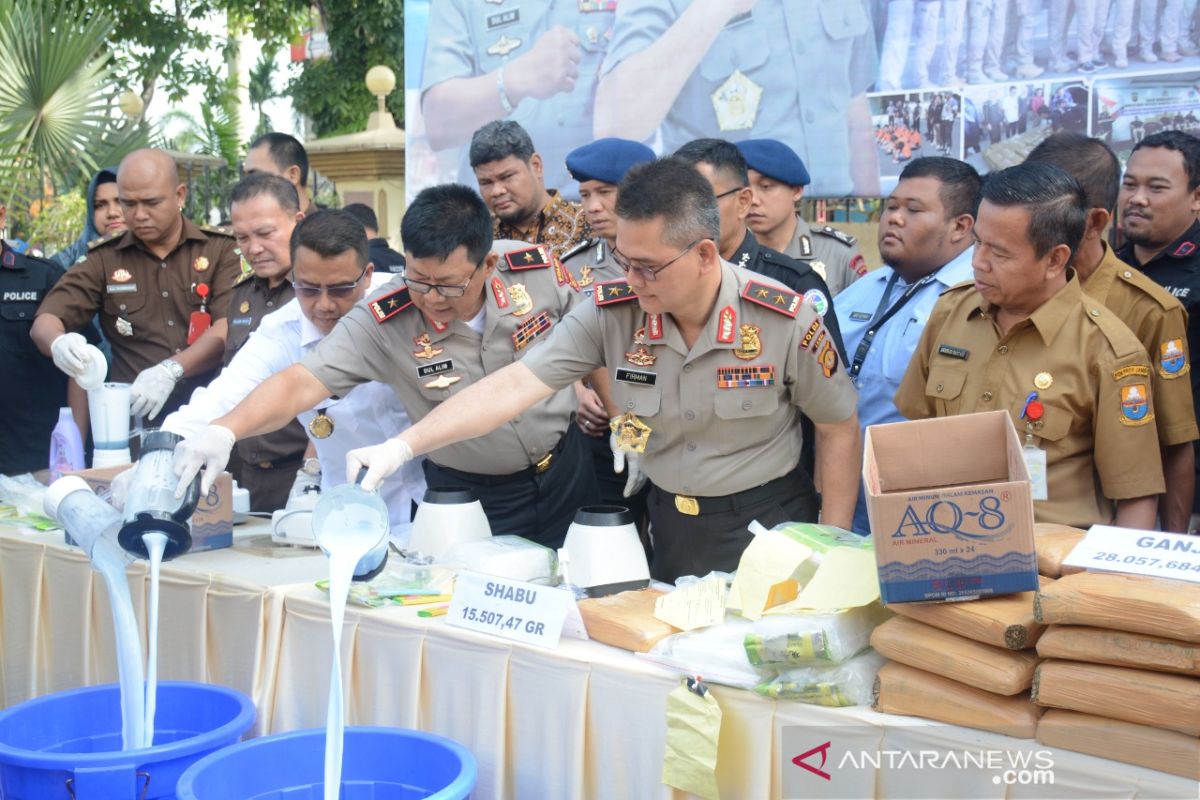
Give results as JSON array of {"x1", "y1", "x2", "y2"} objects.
[
  {"x1": 535, "y1": 452, "x2": 553, "y2": 474},
  {"x1": 257, "y1": 460, "x2": 273, "y2": 470},
  {"x1": 675, "y1": 495, "x2": 699, "y2": 515}
]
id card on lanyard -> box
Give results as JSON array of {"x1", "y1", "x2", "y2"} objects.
[{"x1": 847, "y1": 271, "x2": 938, "y2": 383}]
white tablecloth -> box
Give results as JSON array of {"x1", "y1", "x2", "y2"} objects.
[{"x1": 2, "y1": 523, "x2": 1197, "y2": 799}]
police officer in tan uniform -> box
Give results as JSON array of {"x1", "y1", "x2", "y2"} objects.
[
  {"x1": 33, "y1": 148, "x2": 240, "y2": 422},
  {"x1": 895, "y1": 163, "x2": 1165, "y2": 530},
  {"x1": 213, "y1": 174, "x2": 309, "y2": 510},
  {"x1": 173, "y1": 185, "x2": 599, "y2": 549},
  {"x1": 560, "y1": 137, "x2": 658, "y2": 521},
  {"x1": 322, "y1": 160, "x2": 863, "y2": 583},
  {"x1": 1025, "y1": 132, "x2": 1198, "y2": 531},
  {"x1": 737, "y1": 138, "x2": 869, "y2": 297}
]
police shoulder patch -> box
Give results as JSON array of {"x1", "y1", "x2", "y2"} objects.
[
  {"x1": 594, "y1": 279, "x2": 637, "y2": 306},
  {"x1": 817, "y1": 226, "x2": 857, "y2": 247},
  {"x1": 504, "y1": 244, "x2": 552, "y2": 270},
  {"x1": 369, "y1": 287, "x2": 413, "y2": 323},
  {"x1": 741, "y1": 279, "x2": 803, "y2": 318}
]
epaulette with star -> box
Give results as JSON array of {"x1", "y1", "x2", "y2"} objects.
[
  {"x1": 88, "y1": 231, "x2": 123, "y2": 250},
  {"x1": 741, "y1": 279, "x2": 803, "y2": 318},
  {"x1": 816, "y1": 226, "x2": 856, "y2": 247},
  {"x1": 504, "y1": 244, "x2": 552, "y2": 270},
  {"x1": 594, "y1": 279, "x2": 637, "y2": 306},
  {"x1": 369, "y1": 287, "x2": 413, "y2": 323}
]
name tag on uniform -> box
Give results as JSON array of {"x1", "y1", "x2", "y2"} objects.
[
  {"x1": 937, "y1": 344, "x2": 970, "y2": 360},
  {"x1": 849, "y1": 311, "x2": 872, "y2": 321},
  {"x1": 487, "y1": 8, "x2": 519, "y2": 28},
  {"x1": 106, "y1": 284, "x2": 138, "y2": 294},
  {"x1": 615, "y1": 368, "x2": 656, "y2": 386},
  {"x1": 231, "y1": 316, "x2": 253, "y2": 327},
  {"x1": 417, "y1": 359, "x2": 454, "y2": 379}
]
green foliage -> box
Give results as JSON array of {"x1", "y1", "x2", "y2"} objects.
[
  {"x1": 25, "y1": 189, "x2": 87, "y2": 255},
  {"x1": 289, "y1": 0, "x2": 404, "y2": 137},
  {"x1": 90, "y1": 0, "x2": 308, "y2": 107},
  {"x1": 161, "y1": 75, "x2": 244, "y2": 165},
  {"x1": 248, "y1": 50, "x2": 278, "y2": 139}
]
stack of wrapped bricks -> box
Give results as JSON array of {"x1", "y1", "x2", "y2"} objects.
[{"x1": 1032, "y1": 562, "x2": 1200, "y2": 780}]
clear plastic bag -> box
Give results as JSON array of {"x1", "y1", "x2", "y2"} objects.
[
  {"x1": 439, "y1": 534, "x2": 559, "y2": 585},
  {"x1": 754, "y1": 649, "x2": 886, "y2": 706},
  {"x1": 744, "y1": 603, "x2": 890, "y2": 667}
]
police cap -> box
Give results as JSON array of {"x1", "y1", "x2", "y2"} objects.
[
  {"x1": 736, "y1": 139, "x2": 811, "y2": 187},
  {"x1": 566, "y1": 138, "x2": 656, "y2": 186}
]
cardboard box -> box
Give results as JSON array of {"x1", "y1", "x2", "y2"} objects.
[
  {"x1": 864, "y1": 410, "x2": 1038, "y2": 604},
  {"x1": 66, "y1": 465, "x2": 233, "y2": 553}
]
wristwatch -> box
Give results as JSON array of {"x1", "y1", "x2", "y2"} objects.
[
  {"x1": 159, "y1": 358, "x2": 185, "y2": 383},
  {"x1": 301, "y1": 457, "x2": 321, "y2": 478}
]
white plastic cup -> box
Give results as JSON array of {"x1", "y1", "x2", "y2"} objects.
[{"x1": 88, "y1": 382, "x2": 132, "y2": 450}]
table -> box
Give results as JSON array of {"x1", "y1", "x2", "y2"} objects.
[
  {"x1": 0, "y1": 521, "x2": 328, "y2": 735},
  {"x1": 2, "y1": 523, "x2": 1198, "y2": 799}
]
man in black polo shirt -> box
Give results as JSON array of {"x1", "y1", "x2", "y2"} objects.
[{"x1": 1116, "y1": 130, "x2": 1200, "y2": 525}]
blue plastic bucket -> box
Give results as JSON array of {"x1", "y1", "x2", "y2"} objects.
[
  {"x1": 0, "y1": 681, "x2": 255, "y2": 799},
  {"x1": 177, "y1": 726, "x2": 477, "y2": 799}
]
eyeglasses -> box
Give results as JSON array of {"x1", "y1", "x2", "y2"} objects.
[
  {"x1": 403, "y1": 260, "x2": 484, "y2": 298},
  {"x1": 612, "y1": 239, "x2": 702, "y2": 282},
  {"x1": 714, "y1": 186, "x2": 747, "y2": 200},
  {"x1": 291, "y1": 262, "x2": 369, "y2": 299}
]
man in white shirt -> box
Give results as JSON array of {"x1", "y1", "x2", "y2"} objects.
[
  {"x1": 163, "y1": 210, "x2": 425, "y2": 538},
  {"x1": 834, "y1": 157, "x2": 981, "y2": 534}
]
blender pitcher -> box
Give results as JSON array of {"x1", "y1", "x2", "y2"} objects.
[{"x1": 118, "y1": 429, "x2": 200, "y2": 560}]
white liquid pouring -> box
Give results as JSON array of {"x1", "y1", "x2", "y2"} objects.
[
  {"x1": 90, "y1": 537, "x2": 148, "y2": 750},
  {"x1": 142, "y1": 531, "x2": 168, "y2": 748}
]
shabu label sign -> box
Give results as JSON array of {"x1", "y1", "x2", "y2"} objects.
[{"x1": 446, "y1": 571, "x2": 574, "y2": 648}]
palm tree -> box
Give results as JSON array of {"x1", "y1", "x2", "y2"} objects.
[{"x1": 0, "y1": 0, "x2": 143, "y2": 211}]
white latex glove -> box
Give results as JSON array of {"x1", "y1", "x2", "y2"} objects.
[
  {"x1": 346, "y1": 438, "x2": 414, "y2": 492},
  {"x1": 610, "y1": 423, "x2": 647, "y2": 498},
  {"x1": 50, "y1": 332, "x2": 90, "y2": 378},
  {"x1": 130, "y1": 364, "x2": 178, "y2": 420},
  {"x1": 109, "y1": 466, "x2": 136, "y2": 511},
  {"x1": 173, "y1": 424, "x2": 236, "y2": 497}
]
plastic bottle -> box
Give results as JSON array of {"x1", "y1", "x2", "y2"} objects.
[
  {"x1": 43, "y1": 475, "x2": 123, "y2": 557},
  {"x1": 48, "y1": 407, "x2": 85, "y2": 481}
]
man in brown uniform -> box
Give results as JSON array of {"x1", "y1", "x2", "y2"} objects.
[
  {"x1": 207, "y1": 173, "x2": 309, "y2": 510},
  {"x1": 1026, "y1": 133, "x2": 1198, "y2": 531},
  {"x1": 470, "y1": 120, "x2": 590, "y2": 256},
  {"x1": 896, "y1": 162, "x2": 1165, "y2": 530},
  {"x1": 311, "y1": 159, "x2": 863, "y2": 582},
  {"x1": 173, "y1": 184, "x2": 598, "y2": 549},
  {"x1": 32, "y1": 148, "x2": 240, "y2": 421}
]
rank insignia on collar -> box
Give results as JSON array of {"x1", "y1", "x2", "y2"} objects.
[
  {"x1": 1173, "y1": 241, "x2": 1197, "y2": 257},
  {"x1": 413, "y1": 332, "x2": 444, "y2": 359},
  {"x1": 1119, "y1": 383, "x2": 1153, "y2": 425},
  {"x1": 578, "y1": 265, "x2": 594, "y2": 287},
  {"x1": 1, "y1": 251, "x2": 14, "y2": 268},
  {"x1": 1160, "y1": 339, "x2": 1190, "y2": 379},
  {"x1": 505, "y1": 244, "x2": 551, "y2": 270},
  {"x1": 716, "y1": 306, "x2": 736, "y2": 343},
  {"x1": 492, "y1": 277, "x2": 510, "y2": 309},
  {"x1": 595, "y1": 279, "x2": 637, "y2": 306},
  {"x1": 610, "y1": 412, "x2": 651, "y2": 454},
  {"x1": 717, "y1": 364, "x2": 775, "y2": 388},
  {"x1": 432, "y1": 320, "x2": 449, "y2": 333},
  {"x1": 850, "y1": 254, "x2": 868, "y2": 276},
  {"x1": 742, "y1": 280, "x2": 802, "y2": 317},
  {"x1": 647, "y1": 314, "x2": 663, "y2": 339},
  {"x1": 798, "y1": 234, "x2": 812, "y2": 258},
  {"x1": 512, "y1": 310, "x2": 552, "y2": 350},
  {"x1": 734, "y1": 324, "x2": 761, "y2": 360},
  {"x1": 369, "y1": 287, "x2": 412, "y2": 323}
]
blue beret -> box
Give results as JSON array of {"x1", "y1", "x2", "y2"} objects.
[
  {"x1": 736, "y1": 139, "x2": 810, "y2": 187},
  {"x1": 566, "y1": 138, "x2": 656, "y2": 185}
]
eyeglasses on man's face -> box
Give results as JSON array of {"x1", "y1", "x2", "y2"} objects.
[
  {"x1": 612, "y1": 239, "x2": 702, "y2": 282},
  {"x1": 291, "y1": 262, "x2": 369, "y2": 299},
  {"x1": 403, "y1": 259, "x2": 484, "y2": 297}
]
